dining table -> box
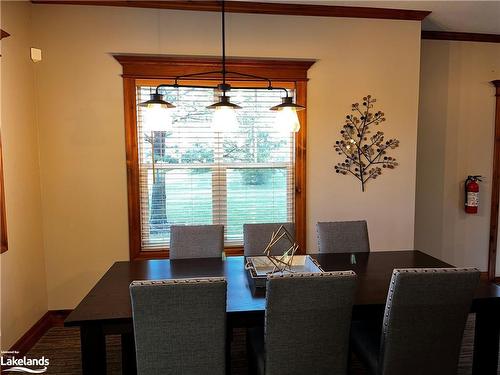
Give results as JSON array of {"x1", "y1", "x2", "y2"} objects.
[{"x1": 64, "y1": 250, "x2": 500, "y2": 375}]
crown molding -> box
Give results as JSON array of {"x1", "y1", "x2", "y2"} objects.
[
  {"x1": 31, "y1": 0, "x2": 431, "y2": 21},
  {"x1": 422, "y1": 31, "x2": 500, "y2": 43}
]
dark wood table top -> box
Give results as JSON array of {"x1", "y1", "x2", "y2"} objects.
[{"x1": 65, "y1": 250, "x2": 500, "y2": 327}]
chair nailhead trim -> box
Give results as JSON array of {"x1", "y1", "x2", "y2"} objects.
[
  {"x1": 392, "y1": 267, "x2": 477, "y2": 274},
  {"x1": 131, "y1": 277, "x2": 226, "y2": 287},
  {"x1": 267, "y1": 270, "x2": 356, "y2": 279}
]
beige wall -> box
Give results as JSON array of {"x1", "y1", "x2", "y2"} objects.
[
  {"x1": 415, "y1": 40, "x2": 500, "y2": 272},
  {"x1": 0, "y1": 1, "x2": 48, "y2": 349},
  {"x1": 30, "y1": 5, "x2": 422, "y2": 309}
]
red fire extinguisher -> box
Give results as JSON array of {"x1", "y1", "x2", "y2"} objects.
[{"x1": 465, "y1": 175, "x2": 482, "y2": 214}]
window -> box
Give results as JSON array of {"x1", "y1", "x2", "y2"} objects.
[
  {"x1": 116, "y1": 55, "x2": 314, "y2": 260},
  {"x1": 0, "y1": 131, "x2": 7, "y2": 253},
  {"x1": 136, "y1": 83, "x2": 295, "y2": 250}
]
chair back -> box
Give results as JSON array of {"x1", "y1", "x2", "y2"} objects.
[
  {"x1": 243, "y1": 222, "x2": 295, "y2": 256},
  {"x1": 380, "y1": 268, "x2": 480, "y2": 375},
  {"x1": 316, "y1": 220, "x2": 370, "y2": 253},
  {"x1": 265, "y1": 271, "x2": 357, "y2": 375},
  {"x1": 169, "y1": 224, "x2": 224, "y2": 259},
  {"x1": 130, "y1": 277, "x2": 227, "y2": 375}
]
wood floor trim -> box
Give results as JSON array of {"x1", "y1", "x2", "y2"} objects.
[{"x1": 8, "y1": 310, "x2": 73, "y2": 356}]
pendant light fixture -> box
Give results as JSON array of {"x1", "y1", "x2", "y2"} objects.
[
  {"x1": 139, "y1": 0, "x2": 305, "y2": 132},
  {"x1": 208, "y1": 88, "x2": 242, "y2": 132},
  {"x1": 271, "y1": 97, "x2": 303, "y2": 132}
]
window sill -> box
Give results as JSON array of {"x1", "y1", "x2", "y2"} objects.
[{"x1": 131, "y1": 246, "x2": 243, "y2": 261}]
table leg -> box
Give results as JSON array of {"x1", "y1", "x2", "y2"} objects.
[
  {"x1": 121, "y1": 333, "x2": 137, "y2": 375},
  {"x1": 80, "y1": 324, "x2": 107, "y2": 375},
  {"x1": 473, "y1": 308, "x2": 500, "y2": 374}
]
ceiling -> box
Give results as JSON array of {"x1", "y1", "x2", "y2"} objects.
[{"x1": 240, "y1": 0, "x2": 500, "y2": 34}]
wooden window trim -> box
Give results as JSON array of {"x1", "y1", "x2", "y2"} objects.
[
  {"x1": 0, "y1": 131, "x2": 7, "y2": 253},
  {"x1": 115, "y1": 55, "x2": 315, "y2": 261}
]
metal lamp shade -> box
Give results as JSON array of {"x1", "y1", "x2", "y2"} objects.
[
  {"x1": 270, "y1": 96, "x2": 305, "y2": 111},
  {"x1": 139, "y1": 93, "x2": 176, "y2": 109},
  {"x1": 206, "y1": 95, "x2": 242, "y2": 110}
]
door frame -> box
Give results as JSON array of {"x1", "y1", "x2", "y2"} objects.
[{"x1": 488, "y1": 80, "x2": 500, "y2": 282}]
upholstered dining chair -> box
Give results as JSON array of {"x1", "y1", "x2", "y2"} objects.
[
  {"x1": 350, "y1": 268, "x2": 480, "y2": 375},
  {"x1": 243, "y1": 222, "x2": 295, "y2": 256},
  {"x1": 316, "y1": 220, "x2": 370, "y2": 253},
  {"x1": 130, "y1": 277, "x2": 227, "y2": 375},
  {"x1": 169, "y1": 224, "x2": 224, "y2": 259},
  {"x1": 247, "y1": 271, "x2": 357, "y2": 375}
]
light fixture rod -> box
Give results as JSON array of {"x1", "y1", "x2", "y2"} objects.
[
  {"x1": 161, "y1": 70, "x2": 290, "y2": 97},
  {"x1": 222, "y1": 0, "x2": 227, "y2": 87},
  {"x1": 171, "y1": 70, "x2": 275, "y2": 89},
  {"x1": 148, "y1": 0, "x2": 300, "y2": 106}
]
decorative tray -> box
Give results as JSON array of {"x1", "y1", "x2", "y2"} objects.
[{"x1": 245, "y1": 255, "x2": 324, "y2": 289}]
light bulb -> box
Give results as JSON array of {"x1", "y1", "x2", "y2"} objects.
[
  {"x1": 275, "y1": 107, "x2": 301, "y2": 133},
  {"x1": 212, "y1": 106, "x2": 239, "y2": 133},
  {"x1": 142, "y1": 104, "x2": 173, "y2": 132}
]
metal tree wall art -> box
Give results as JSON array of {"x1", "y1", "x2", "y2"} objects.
[{"x1": 334, "y1": 95, "x2": 399, "y2": 191}]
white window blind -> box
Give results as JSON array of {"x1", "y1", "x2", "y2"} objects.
[{"x1": 136, "y1": 83, "x2": 295, "y2": 250}]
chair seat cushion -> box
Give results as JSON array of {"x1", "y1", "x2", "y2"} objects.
[
  {"x1": 247, "y1": 327, "x2": 265, "y2": 375},
  {"x1": 351, "y1": 320, "x2": 382, "y2": 375}
]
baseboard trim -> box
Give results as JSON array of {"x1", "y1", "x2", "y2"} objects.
[
  {"x1": 8, "y1": 309, "x2": 73, "y2": 356},
  {"x1": 50, "y1": 309, "x2": 73, "y2": 327}
]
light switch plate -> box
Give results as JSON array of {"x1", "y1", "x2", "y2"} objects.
[{"x1": 30, "y1": 47, "x2": 42, "y2": 62}]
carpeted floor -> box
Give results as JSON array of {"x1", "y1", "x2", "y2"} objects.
[{"x1": 25, "y1": 314, "x2": 499, "y2": 374}]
